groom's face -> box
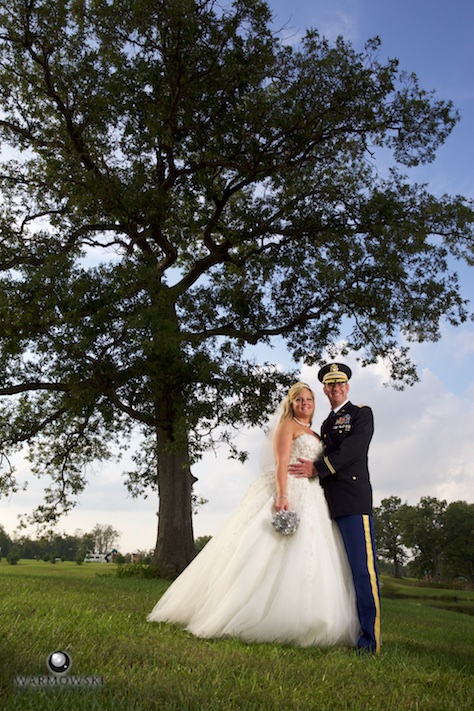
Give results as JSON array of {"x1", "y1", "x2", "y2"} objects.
[{"x1": 323, "y1": 382, "x2": 349, "y2": 409}]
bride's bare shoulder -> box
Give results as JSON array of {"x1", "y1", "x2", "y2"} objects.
[{"x1": 274, "y1": 418, "x2": 298, "y2": 439}]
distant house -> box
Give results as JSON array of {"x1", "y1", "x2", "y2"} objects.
[
  {"x1": 84, "y1": 553, "x2": 108, "y2": 563},
  {"x1": 84, "y1": 549, "x2": 118, "y2": 563}
]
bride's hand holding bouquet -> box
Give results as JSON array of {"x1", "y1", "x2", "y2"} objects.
[{"x1": 274, "y1": 494, "x2": 289, "y2": 511}]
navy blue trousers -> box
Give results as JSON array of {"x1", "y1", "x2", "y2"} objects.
[{"x1": 335, "y1": 514, "x2": 381, "y2": 653}]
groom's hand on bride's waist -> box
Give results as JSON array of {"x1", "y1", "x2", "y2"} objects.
[{"x1": 288, "y1": 458, "x2": 317, "y2": 478}]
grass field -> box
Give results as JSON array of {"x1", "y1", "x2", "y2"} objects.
[{"x1": 0, "y1": 560, "x2": 473, "y2": 710}]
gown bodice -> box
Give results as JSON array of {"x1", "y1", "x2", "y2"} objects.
[{"x1": 289, "y1": 433, "x2": 323, "y2": 463}]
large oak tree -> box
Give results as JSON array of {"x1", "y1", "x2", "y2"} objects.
[{"x1": 0, "y1": 0, "x2": 473, "y2": 574}]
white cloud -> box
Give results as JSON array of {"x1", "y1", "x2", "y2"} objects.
[
  {"x1": 193, "y1": 355, "x2": 474, "y2": 539},
  {"x1": 316, "y1": 361, "x2": 474, "y2": 508}
]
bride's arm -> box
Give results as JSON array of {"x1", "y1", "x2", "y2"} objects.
[{"x1": 273, "y1": 420, "x2": 294, "y2": 511}]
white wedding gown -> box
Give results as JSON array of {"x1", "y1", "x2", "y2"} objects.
[{"x1": 148, "y1": 433, "x2": 360, "y2": 647}]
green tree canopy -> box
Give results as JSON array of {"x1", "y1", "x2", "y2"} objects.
[
  {"x1": 400, "y1": 496, "x2": 447, "y2": 582},
  {"x1": 0, "y1": 0, "x2": 473, "y2": 574},
  {"x1": 373, "y1": 496, "x2": 409, "y2": 578},
  {"x1": 440, "y1": 501, "x2": 474, "y2": 587},
  {"x1": 89, "y1": 523, "x2": 121, "y2": 554},
  {"x1": 0, "y1": 522, "x2": 13, "y2": 557}
]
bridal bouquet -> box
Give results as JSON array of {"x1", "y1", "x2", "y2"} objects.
[{"x1": 271, "y1": 509, "x2": 300, "y2": 535}]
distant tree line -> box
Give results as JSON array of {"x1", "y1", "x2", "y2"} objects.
[
  {"x1": 0, "y1": 523, "x2": 121, "y2": 564},
  {"x1": 0, "y1": 524, "x2": 215, "y2": 566},
  {"x1": 2, "y1": 498, "x2": 472, "y2": 586},
  {"x1": 373, "y1": 496, "x2": 474, "y2": 588}
]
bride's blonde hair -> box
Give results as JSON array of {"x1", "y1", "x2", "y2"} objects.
[{"x1": 279, "y1": 382, "x2": 315, "y2": 423}]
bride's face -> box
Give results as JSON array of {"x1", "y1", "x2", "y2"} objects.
[{"x1": 292, "y1": 388, "x2": 315, "y2": 421}]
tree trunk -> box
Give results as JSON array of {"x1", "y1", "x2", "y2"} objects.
[
  {"x1": 432, "y1": 547, "x2": 440, "y2": 584},
  {"x1": 151, "y1": 423, "x2": 196, "y2": 577},
  {"x1": 144, "y1": 284, "x2": 197, "y2": 576}
]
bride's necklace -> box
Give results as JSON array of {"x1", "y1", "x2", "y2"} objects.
[{"x1": 293, "y1": 417, "x2": 311, "y2": 428}]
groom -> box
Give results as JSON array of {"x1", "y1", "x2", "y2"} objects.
[{"x1": 289, "y1": 363, "x2": 381, "y2": 654}]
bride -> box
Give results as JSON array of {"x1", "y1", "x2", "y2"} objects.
[{"x1": 147, "y1": 382, "x2": 360, "y2": 648}]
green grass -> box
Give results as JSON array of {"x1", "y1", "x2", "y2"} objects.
[
  {"x1": 380, "y1": 576, "x2": 474, "y2": 616},
  {"x1": 0, "y1": 561, "x2": 473, "y2": 710}
]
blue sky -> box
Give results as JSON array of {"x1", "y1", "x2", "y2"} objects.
[{"x1": 2, "y1": 0, "x2": 473, "y2": 553}]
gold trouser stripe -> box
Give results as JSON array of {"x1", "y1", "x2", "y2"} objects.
[
  {"x1": 362, "y1": 514, "x2": 381, "y2": 654},
  {"x1": 323, "y1": 456, "x2": 336, "y2": 474}
]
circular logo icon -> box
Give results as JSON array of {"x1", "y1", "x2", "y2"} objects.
[{"x1": 47, "y1": 650, "x2": 72, "y2": 675}]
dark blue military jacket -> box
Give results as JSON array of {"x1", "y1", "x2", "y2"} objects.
[{"x1": 315, "y1": 401, "x2": 374, "y2": 519}]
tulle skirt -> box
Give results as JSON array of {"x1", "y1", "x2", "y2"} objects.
[{"x1": 148, "y1": 470, "x2": 360, "y2": 648}]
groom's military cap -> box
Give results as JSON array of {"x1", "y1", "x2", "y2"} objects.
[{"x1": 318, "y1": 362, "x2": 352, "y2": 384}]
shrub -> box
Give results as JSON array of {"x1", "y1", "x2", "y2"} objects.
[
  {"x1": 115, "y1": 563, "x2": 162, "y2": 579},
  {"x1": 6, "y1": 548, "x2": 20, "y2": 565}
]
